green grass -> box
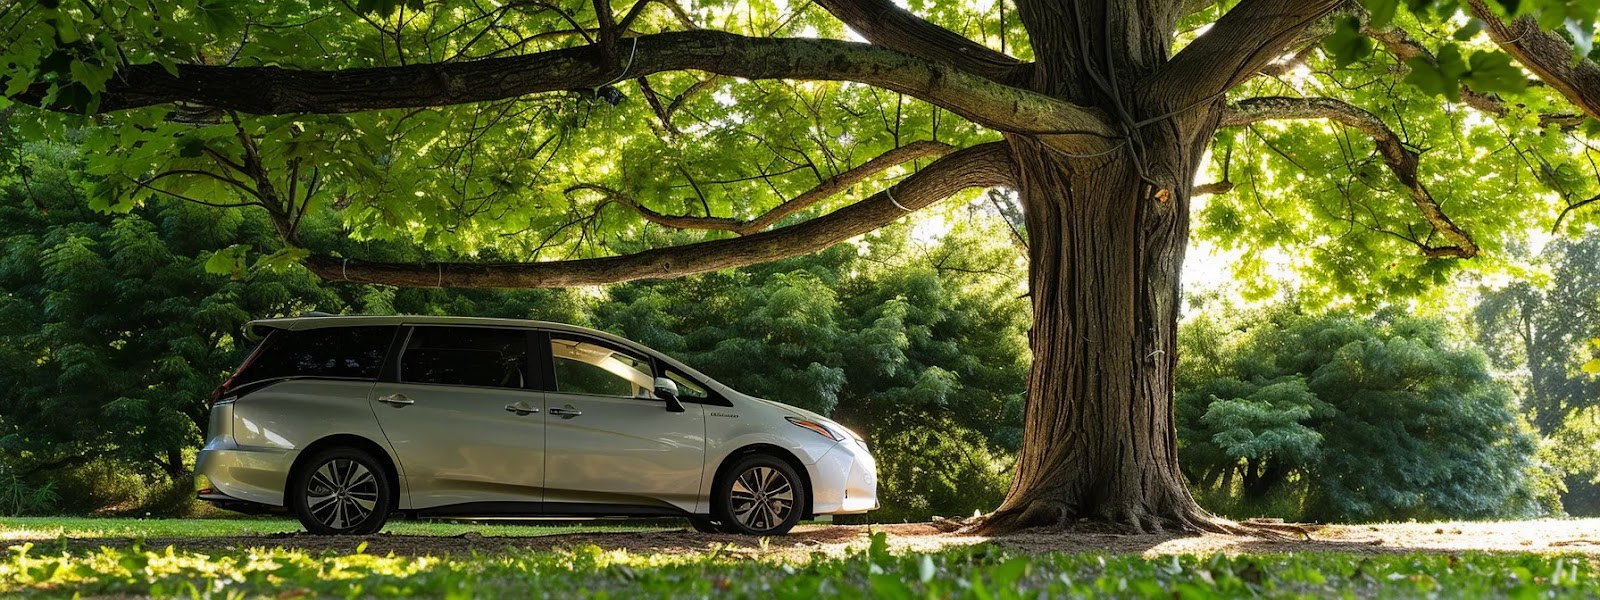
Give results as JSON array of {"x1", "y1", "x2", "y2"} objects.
[
  {"x1": 0, "y1": 516, "x2": 657, "y2": 541},
  {"x1": 3, "y1": 532, "x2": 1597, "y2": 598}
]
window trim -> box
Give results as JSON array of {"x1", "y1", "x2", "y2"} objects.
[{"x1": 388, "y1": 324, "x2": 540, "y2": 391}]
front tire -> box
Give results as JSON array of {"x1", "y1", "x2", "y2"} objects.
[
  {"x1": 715, "y1": 455, "x2": 805, "y2": 536},
  {"x1": 291, "y1": 447, "x2": 393, "y2": 535}
]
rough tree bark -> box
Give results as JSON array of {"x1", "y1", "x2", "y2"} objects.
[{"x1": 975, "y1": 0, "x2": 1338, "y2": 534}]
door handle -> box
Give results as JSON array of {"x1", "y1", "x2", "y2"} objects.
[
  {"x1": 505, "y1": 402, "x2": 540, "y2": 416},
  {"x1": 377, "y1": 394, "x2": 414, "y2": 406},
  {"x1": 548, "y1": 406, "x2": 582, "y2": 418}
]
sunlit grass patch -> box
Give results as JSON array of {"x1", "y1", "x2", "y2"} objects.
[
  {"x1": 0, "y1": 516, "x2": 660, "y2": 541},
  {"x1": 5, "y1": 532, "x2": 1600, "y2": 598}
]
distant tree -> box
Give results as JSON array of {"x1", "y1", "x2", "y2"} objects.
[
  {"x1": 1475, "y1": 234, "x2": 1600, "y2": 436},
  {"x1": 1475, "y1": 232, "x2": 1600, "y2": 512},
  {"x1": 1178, "y1": 304, "x2": 1548, "y2": 521}
]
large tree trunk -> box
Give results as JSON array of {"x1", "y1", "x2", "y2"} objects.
[
  {"x1": 965, "y1": 0, "x2": 1245, "y2": 536},
  {"x1": 980, "y1": 120, "x2": 1220, "y2": 533}
]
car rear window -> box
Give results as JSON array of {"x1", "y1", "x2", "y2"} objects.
[
  {"x1": 234, "y1": 326, "x2": 397, "y2": 387},
  {"x1": 399, "y1": 326, "x2": 529, "y2": 389}
]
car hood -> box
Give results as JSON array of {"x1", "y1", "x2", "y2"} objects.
[{"x1": 749, "y1": 396, "x2": 830, "y2": 423}]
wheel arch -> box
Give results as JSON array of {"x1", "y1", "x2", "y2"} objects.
[
  {"x1": 285, "y1": 434, "x2": 402, "y2": 510},
  {"x1": 710, "y1": 443, "x2": 814, "y2": 520}
]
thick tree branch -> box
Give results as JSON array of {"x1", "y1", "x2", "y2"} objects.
[
  {"x1": 1359, "y1": 17, "x2": 1581, "y2": 127},
  {"x1": 571, "y1": 140, "x2": 955, "y2": 234},
  {"x1": 302, "y1": 141, "x2": 1014, "y2": 288},
  {"x1": 1223, "y1": 96, "x2": 1480, "y2": 259},
  {"x1": 566, "y1": 183, "x2": 740, "y2": 230},
  {"x1": 1149, "y1": 0, "x2": 1343, "y2": 108},
  {"x1": 735, "y1": 140, "x2": 955, "y2": 234},
  {"x1": 1360, "y1": 21, "x2": 1509, "y2": 117},
  {"x1": 813, "y1": 0, "x2": 1030, "y2": 85},
  {"x1": 16, "y1": 31, "x2": 1113, "y2": 146},
  {"x1": 1467, "y1": 0, "x2": 1600, "y2": 122}
]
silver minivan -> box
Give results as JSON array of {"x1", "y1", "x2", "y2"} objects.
[{"x1": 194, "y1": 315, "x2": 878, "y2": 535}]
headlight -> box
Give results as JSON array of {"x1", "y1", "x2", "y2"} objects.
[{"x1": 787, "y1": 417, "x2": 846, "y2": 441}]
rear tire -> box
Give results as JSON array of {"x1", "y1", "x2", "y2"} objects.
[
  {"x1": 290, "y1": 447, "x2": 393, "y2": 535},
  {"x1": 714, "y1": 454, "x2": 805, "y2": 536}
]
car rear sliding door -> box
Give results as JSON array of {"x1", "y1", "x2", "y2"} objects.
[{"x1": 365, "y1": 325, "x2": 546, "y2": 512}]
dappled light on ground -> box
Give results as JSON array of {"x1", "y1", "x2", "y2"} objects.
[{"x1": 13, "y1": 519, "x2": 1600, "y2": 559}]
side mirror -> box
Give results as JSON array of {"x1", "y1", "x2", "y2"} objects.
[{"x1": 654, "y1": 377, "x2": 686, "y2": 413}]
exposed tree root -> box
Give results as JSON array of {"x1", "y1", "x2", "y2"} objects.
[{"x1": 956, "y1": 500, "x2": 1314, "y2": 541}]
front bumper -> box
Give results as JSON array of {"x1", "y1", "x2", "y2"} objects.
[
  {"x1": 808, "y1": 440, "x2": 878, "y2": 515},
  {"x1": 194, "y1": 435, "x2": 298, "y2": 507}
]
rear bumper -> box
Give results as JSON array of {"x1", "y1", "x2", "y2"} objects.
[
  {"x1": 194, "y1": 435, "x2": 298, "y2": 508},
  {"x1": 807, "y1": 441, "x2": 878, "y2": 515}
]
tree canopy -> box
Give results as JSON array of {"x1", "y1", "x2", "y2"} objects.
[{"x1": 0, "y1": 0, "x2": 1593, "y2": 292}]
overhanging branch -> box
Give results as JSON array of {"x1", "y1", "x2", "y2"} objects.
[
  {"x1": 1466, "y1": 0, "x2": 1600, "y2": 122},
  {"x1": 1148, "y1": 0, "x2": 1343, "y2": 108},
  {"x1": 302, "y1": 141, "x2": 1015, "y2": 288},
  {"x1": 17, "y1": 30, "x2": 1113, "y2": 146},
  {"x1": 1223, "y1": 96, "x2": 1480, "y2": 259},
  {"x1": 1359, "y1": 17, "x2": 1582, "y2": 127},
  {"x1": 572, "y1": 140, "x2": 947, "y2": 235},
  {"x1": 571, "y1": 140, "x2": 956, "y2": 235},
  {"x1": 813, "y1": 0, "x2": 1030, "y2": 85}
]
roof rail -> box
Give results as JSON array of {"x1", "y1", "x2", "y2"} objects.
[{"x1": 297, "y1": 311, "x2": 336, "y2": 317}]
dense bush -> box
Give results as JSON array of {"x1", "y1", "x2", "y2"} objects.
[
  {"x1": 1177, "y1": 303, "x2": 1552, "y2": 522},
  {"x1": 0, "y1": 142, "x2": 340, "y2": 488}
]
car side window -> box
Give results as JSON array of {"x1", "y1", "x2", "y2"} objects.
[
  {"x1": 666, "y1": 370, "x2": 709, "y2": 400},
  {"x1": 400, "y1": 326, "x2": 528, "y2": 389},
  {"x1": 236, "y1": 325, "x2": 396, "y2": 385},
  {"x1": 550, "y1": 337, "x2": 655, "y2": 399}
]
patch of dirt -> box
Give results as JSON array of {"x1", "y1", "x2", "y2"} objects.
[{"x1": 24, "y1": 519, "x2": 1600, "y2": 559}]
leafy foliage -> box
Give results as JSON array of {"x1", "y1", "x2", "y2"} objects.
[
  {"x1": 6, "y1": 533, "x2": 1600, "y2": 598},
  {"x1": 1475, "y1": 232, "x2": 1600, "y2": 511},
  {"x1": 1178, "y1": 302, "x2": 1549, "y2": 521},
  {"x1": 0, "y1": 142, "x2": 339, "y2": 482}
]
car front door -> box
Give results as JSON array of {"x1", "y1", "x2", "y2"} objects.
[
  {"x1": 539, "y1": 332, "x2": 706, "y2": 513},
  {"x1": 366, "y1": 325, "x2": 545, "y2": 511}
]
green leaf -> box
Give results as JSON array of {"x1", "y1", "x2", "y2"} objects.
[
  {"x1": 1364, "y1": 0, "x2": 1400, "y2": 29},
  {"x1": 68, "y1": 61, "x2": 108, "y2": 95},
  {"x1": 1324, "y1": 16, "x2": 1375, "y2": 67},
  {"x1": 254, "y1": 246, "x2": 310, "y2": 273},
  {"x1": 1404, "y1": 43, "x2": 1469, "y2": 101},
  {"x1": 204, "y1": 244, "x2": 250, "y2": 279},
  {"x1": 1453, "y1": 19, "x2": 1485, "y2": 41},
  {"x1": 1464, "y1": 50, "x2": 1529, "y2": 95}
]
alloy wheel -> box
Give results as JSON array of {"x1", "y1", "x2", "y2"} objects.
[
  {"x1": 305, "y1": 458, "x2": 380, "y2": 530},
  {"x1": 729, "y1": 465, "x2": 794, "y2": 531}
]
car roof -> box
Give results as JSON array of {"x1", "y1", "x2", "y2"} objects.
[
  {"x1": 243, "y1": 313, "x2": 749, "y2": 403},
  {"x1": 244, "y1": 314, "x2": 627, "y2": 345}
]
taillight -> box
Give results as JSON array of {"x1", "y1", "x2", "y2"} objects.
[{"x1": 213, "y1": 333, "x2": 272, "y2": 404}]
